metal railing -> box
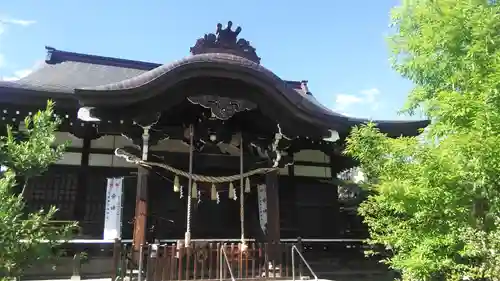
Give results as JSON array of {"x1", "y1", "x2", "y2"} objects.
[
  {"x1": 138, "y1": 244, "x2": 144, "y2": 281},
  {"x1": 220, "y1": 244, "x2": 236, "y2": 281},
  {"x1": 291, "y1": 245, "x2": 318, "y2": 281}
]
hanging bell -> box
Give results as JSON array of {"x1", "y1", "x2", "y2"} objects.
[
  {"x1": 245, "y1": 177, "x2": 251, "y2": 193},
  {"x1": 191, "y1": 182, "x2": 198, "y2": 199},
  {"x1": 173, "y1": 175, "x2": 180, "y2": 192},
  {"x1": 211, "y1": 184, "x2": 217, "y2": 201},
  {"x1": 229, "y1": 182, "x2": 235, "y2": 199}
]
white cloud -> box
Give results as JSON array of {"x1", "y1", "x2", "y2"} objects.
[
  {"x1": 0, "y1": 18, "x2": 36, "y2": 27},
  {"x1": 1, "y1": 61, "x2": 42, "y2": 81},
  {"x1": 360, "y1": 88, "x2": 381, "y2": 110},
  {"x1": 0, "y1": 16, "x2": 37, "y2": 79},
  {"x1": 2, "y1": 68, "x2": 32, "y2": 81},
  {"x1": 360, "y1": 88, "x2": 380, "y2": 103},
  {"x1": 334, "y1": 88, "x2": 382, "y2": 114},
  {"x1": 335, "y1": 94, "x2": 364, "y2": 110}
]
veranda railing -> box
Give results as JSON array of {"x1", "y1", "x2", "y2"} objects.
[
  {"x1": 19, "y1": 238, "x2": 369, "y2": 280},
  {"x1": 122, "y1": 241, "x2": 294, "y2": 281}
]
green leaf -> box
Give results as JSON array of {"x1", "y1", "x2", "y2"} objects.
[
  {"x1": 345, "y1": 0, "x2": 500, "y2": 279},
  {"x1": 0, "y1": 100, "x2": 77, "y2": 278}
]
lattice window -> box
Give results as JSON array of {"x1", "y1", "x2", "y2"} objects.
[
  {"x1": 26, "y1": 169, "x2": 78, "y2": 220},
  {"x1": 83, "y1": 172, "x2": 107, "y2": 237}
]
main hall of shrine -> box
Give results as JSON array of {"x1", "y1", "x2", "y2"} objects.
[{"x1": 0, "y1": 21, "x2": 427, "y2": 249}]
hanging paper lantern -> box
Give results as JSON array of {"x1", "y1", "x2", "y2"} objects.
[
  {"x1": 229, "y1": 182, "x2": 235, "y2": 199},
  {"x1": 211, "y1": 184, "x2": 217, "y2": 200},
  {"x1": 173, "y1": 175, "x2": 180, "y2": 192},
  {"x1": 245, "y1": 177, "x2": 251, "y2": 193},
  {"x1": 191, "y1": 182, "x2": 198, "y2": 199}
]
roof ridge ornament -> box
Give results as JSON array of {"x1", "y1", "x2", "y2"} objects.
[{"x1": 190, "y1": 21, "x2": 261, "y2": 64}]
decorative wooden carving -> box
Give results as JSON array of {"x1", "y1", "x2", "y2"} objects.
[
  {"x1": 187, "y1": 95, "x2": 256, "y2": 121},
  {"x1": 133, "y1": 112, "x2": 161, "y2": 128},
  {"x1": 247, "y1": 124, "x2": 293, "y2": 168},
  {"x1": 190, "y1": 21, "x2": 261, "y2": 63}
]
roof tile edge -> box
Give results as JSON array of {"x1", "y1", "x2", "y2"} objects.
[
  {"x1": 44, "y1": 46, "x2": 160, "y2": 70},
  {"x1": 42, "y1": 46, "x2": 309, "y2": 92}
]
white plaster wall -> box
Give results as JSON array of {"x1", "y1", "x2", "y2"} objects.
[
  {"x1": 90, "y1": 135, "x2": 134, "y2": 150},
  {"x1": 53, "y1": 132, "x2": 332, "y2": 177},
  {"x1": 53, "y1": 132, "x2": 84, "y2": 148},
  {"x1": 294, "y1": 149, "x2": 330, "y2": 163},
  {"x1": 88, "y1": 154, "x2": 136, "y2": 168},
  {"x1": 151, "y1": 139, "x2": 190, "y2": 153},
  {"x1": 51, "y1": 133, "x2": 137, "y2": 168},
  {"x1": 56, "y1": 152, "x2": 82, "y2": 166},
  {"x1": 294, "y1": 165, "x2": 331, "y2": 178},
  {"x1": 53, "y1": 132, "x2": 83, "y2": 166},
  {"x1": 292, "y1": 149, "x2": 331, "y2": 178}
]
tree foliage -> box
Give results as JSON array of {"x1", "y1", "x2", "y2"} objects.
[
  {"x1": 345, "y1": 0, "x2": 500, "y2": 280},
  {"x1": 0, "y1": 100, "x2": 77, "y2": 278}
]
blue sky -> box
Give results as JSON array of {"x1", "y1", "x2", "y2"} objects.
[{"x1": 0, "y1": 0, "x2": 416, "y2": 120}]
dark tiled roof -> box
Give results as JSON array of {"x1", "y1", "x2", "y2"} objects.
[
  {"x1": 0, "y1": 47, "x2": 429, "y2": 136},
  {"x1": 6, "y1": 47, "x2": 311, "y2": 96}
]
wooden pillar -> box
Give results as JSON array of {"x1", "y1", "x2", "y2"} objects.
[
  {"x1": 133, "y1": 166, "x2": 149, "y2": 251},
  {"x1": 265, "y1": 170, "x2": 280, "y2": 261},
  {"x1": 132, "y1": 127, "x2": 151, "y2": 253},
  {"x1": 329, "y1": 152, "x2": 346, "y2": 238},
  {"x1": 73, "y1": 136, "x2": 91, "y2": 227},
  {"x1": 287, "y1": 154, "x2": 298, "y2": 238}
]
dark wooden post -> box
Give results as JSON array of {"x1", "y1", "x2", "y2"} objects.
[
  {"x1": 71, "y1": 251, "x2": 82, "y2": 280},
  {"x1": 297, "y1": 237, "x2": 303, "y2": 277},
  {"x1": 133, "y1": 167, "x2": 149, "y2": 253},
  {"x1": 265, "y1": 170, "x2": 280, "y2": 264},
  {"x1": 132, "y1": 126, "x2": 152, "y2": 257},
  {"x1": 112, "y1": 238, "x2": 122, "y2": 280},
  {"x1": 73, "y1": 133, "x2": 92, "y2": 226},
  {"x1": 131, "y1": 113, "x2": 160, "y2": 262},
  {"x1": 329, "y1": 152, "x2": 348, "y2": 238}
]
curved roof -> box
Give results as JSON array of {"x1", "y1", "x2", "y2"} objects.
[{"x1": 0, "y1": 25, "x2": 428, "y2": 137}]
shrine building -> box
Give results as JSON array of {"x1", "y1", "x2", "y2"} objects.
[{"x1": 0, "y1": 21, "x2": 428, "y2": 250}]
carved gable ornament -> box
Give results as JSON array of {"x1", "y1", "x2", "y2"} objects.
[{"x1": 190, "y1": 21, "x2": 261, "y2": 64}]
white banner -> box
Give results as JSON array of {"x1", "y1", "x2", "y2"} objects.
[
  {"x1": 103, "y1": 177, "x2": 123, "y2": 240},
  {"x1": 256, "y1": 184, "x2": 268, "y2": 234}
]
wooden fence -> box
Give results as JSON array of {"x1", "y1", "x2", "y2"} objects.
[
  {"x1": 24, "y1": 238, "x2": 375, "y2": 280},
  {"x1": 114, "y1": 241, "x2": 303, "y2": 281}
]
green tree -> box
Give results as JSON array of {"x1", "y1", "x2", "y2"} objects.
[
  {"x1": 0, "y1": 100, "x2": 77, "y2": 279},
  {"x1": 344, "y1": 0, "x2": 500, "y2": 280}
]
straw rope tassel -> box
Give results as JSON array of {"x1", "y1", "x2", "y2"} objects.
[
  {"x1": 211, "y1": 184, "x2": 217, "y2": 200},
  {"x1": 245, "y1": 177, "x2": 251, "y2": 193},
  {"x1": 191, "y1": 182, "x2": 198, "y2": 199},
  {"x1": 229, "y1": 182, "x2": 235, "y2": 199},
  {"x1": 173, "y1": 175, "x2": 180, "y2": 192}
]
